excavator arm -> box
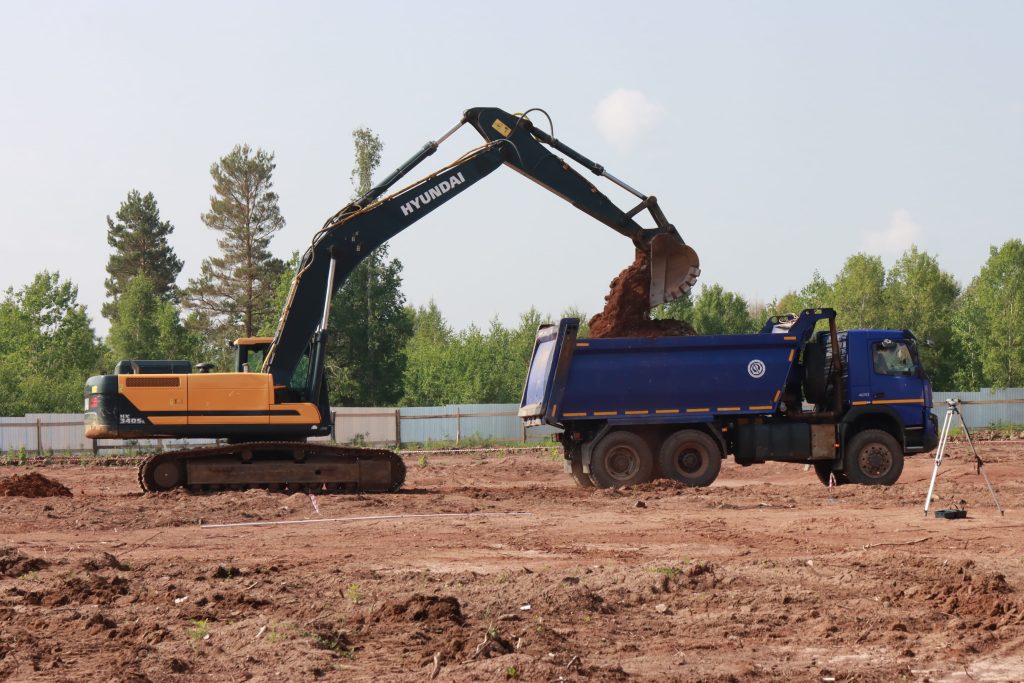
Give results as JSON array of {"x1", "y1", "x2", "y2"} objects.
[{"x1": 264, "y1": 106, "x2": 700, "y2": 392}]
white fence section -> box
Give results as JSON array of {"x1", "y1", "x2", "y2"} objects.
[
  {"x1": 0, "y1": 404, "x2": 558, "y2": 454},
  {"x1": 931, "y1": 388, "x2": 1024, "y2": 428}
]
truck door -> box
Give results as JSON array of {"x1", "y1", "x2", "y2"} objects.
[{"x1": 868, "y1": 336, "x2": 926, "y2": 428}]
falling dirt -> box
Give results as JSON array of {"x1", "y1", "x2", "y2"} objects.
[
  {"x1": 588, "y1": 249, "x2": 696, "y2": 338},
  {"x1": 0, "y1": 471, "x2": 72, "y2": 498}
]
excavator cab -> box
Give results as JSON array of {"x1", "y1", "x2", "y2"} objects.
[{"x1": 230, "y1": 337, "x2": 273, "y2": 373}]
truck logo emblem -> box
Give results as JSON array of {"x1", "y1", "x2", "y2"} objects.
[{"x1": 747, "y1": 360, "x2": 766, "y2": 378}]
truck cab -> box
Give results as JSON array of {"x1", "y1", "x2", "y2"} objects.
[{"x1": 839, "y1": 329, "x2": 938, "y2": 456}]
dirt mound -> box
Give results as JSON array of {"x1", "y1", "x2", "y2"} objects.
[
  {"x1": 588, "y1": 250, "x2": 696, "y2": 338},
  {"x1": 381, "y1": 594, "x2": 465, "y2": 625},
  {"x1": 43, "y1": 574, "x2": 130, "y2": 607},
  {"x1": 78, "y1": 552, "x2": 129, "y2": 572},
  {"x1": 906, "y1": 559, "x2": 1022, "y2": 628},
  {"x1": 0, "y1": 546, "x2": 49, "y2": 577},
  {"x1": 0, "y1": 472, "x2": 72, "y2": 498}
]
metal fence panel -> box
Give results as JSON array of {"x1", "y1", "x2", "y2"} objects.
[
  {"x1": 932, "y1": 388, "x2": 1024, "y2": 428},
  {"x1": 397, "y1": 403, "x2": 558, "y2": 445},
  {"x1": 332, "y1": 407, "x2": 398, "y2": 445}
]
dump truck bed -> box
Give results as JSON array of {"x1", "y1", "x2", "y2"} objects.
[{"x1": 520, "y1": 317, "x2": 821, "y2": 428}]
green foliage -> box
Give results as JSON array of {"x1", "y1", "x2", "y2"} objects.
[
  {"x1": 401, "y1": 306, "x2": 541, "y2": 405},
  {"x1": 560, "y1": 305, "x2": 590, "y2": 338},
  {"x1": 831, "y1": 254, "x2": 887, "y2": 329},
  {"x1": 350, "y1": 127, "x2": 383, "y2": 198},
  {"x1": 188, "y1": 619, "x2": 209, "y2": 642},
  {"x1": 106, "y1": 274, "x2": 203, "y2": 364},
  {"x1": 884, "y1": 246, "x2": 961, "y2": 389},
  {"x1": 344, "y1": 583, "x2": 362, "y2": 604},
  {"x1": 0, "y1": 272, "x2": 104, "y2": 415},
  {"x1": 184, "y1": 144, "x2": 286, "y2": 341},
  {"x1": 327, "y1": 128, "x2": 414, "y2": 406},
  {"x1": 328, "y1": 245, "x2": 413, "y2": 406},
  {"x1": 652, "y1": 292, "x2": 694, "y2": 325},
  {"x1": 770, "y1": 270, "x2": 834, "y2": 318},
  {"x1": 259, "y1": 251, "x2": 300, "y2": 337},
  {"x1": 103, "y1": 190, "x2": 183, "y2": 322},
  {"x1": 949, "y1": 286, "x2": 985, "y2": 391},
  {"x1": 690, "y1": 284, "x2": 757, "y2": 335},
  {"x1": 650, "y1": 565, "x2": 683, "y2": 578},
  {"x1": 966, "y1": 239, "x2": 1024, "y2": 387}
]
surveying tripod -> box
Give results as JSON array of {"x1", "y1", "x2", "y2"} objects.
[{"x1": 923, "y1": 398, "x2": 1003, "y2": 516}]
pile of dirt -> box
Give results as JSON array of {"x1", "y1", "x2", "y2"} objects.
[
  {"x1": 0, "y1": 472, "x2": 72, "y2": 498},
  {"x1": 380, "y1": 594, "x2": 465, "y2": 625},
  {"x1": 0, "y1": 547, "x2": 49, "y2": 577},
  {"x1": 588, "y1": 250, "x2": 696, "y2": 338}
]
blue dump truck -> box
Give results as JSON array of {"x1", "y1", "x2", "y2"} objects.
[{"x1": 520, "y1": 308, "x2": 938, "y2": 488}]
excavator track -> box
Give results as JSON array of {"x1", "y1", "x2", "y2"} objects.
[{"x1": 137, "y1": 441, "x2": 406, "y2": 494}]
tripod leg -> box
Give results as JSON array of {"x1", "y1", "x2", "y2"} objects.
[
  {"x1": 924, "y1": 407, "x2": 954, "y2": 515},
  {"x1": 959, "y1": 412, "x2": 1004, "y2": 516}
]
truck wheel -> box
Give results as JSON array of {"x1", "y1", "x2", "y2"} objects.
[
  {"x1": 844, "y1": 429, "x2": 904, "y2": 486},
  {"x1": 658, "y1": 430, "x2": 722, "y2": 487},
  {"x1": 569, "y1": 457, "x2": 595, "y2": 488},
  {"x1": 812, "y1": 462, "x2": 848, "y2": 487},
  {"x1": 564, "y1": 445, "x2": 595, "y2": 488},
  {"x1": 589, "y1": 431, "x2": 654, "y2": 488}
]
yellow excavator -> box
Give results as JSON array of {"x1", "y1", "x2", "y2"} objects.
[{"x1": 84, "y1": 106, "x2": 700, "y2": 493}]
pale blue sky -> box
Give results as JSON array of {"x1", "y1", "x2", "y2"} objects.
[{"x1": 1, "y1": 1, "x2": 1021, "y2": 335}]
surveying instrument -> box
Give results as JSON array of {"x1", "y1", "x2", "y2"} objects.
[{"x1": 923, "y1": 398, "x2": 1003, "y2": 516}]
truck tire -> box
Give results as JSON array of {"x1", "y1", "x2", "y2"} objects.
[
  {"x1": 813, "y1": 462, "x2": 848, "y2": 487},
  {"x1": 589, "y1": 430, "x2": 654, "y2": 488},
  {"x1": 844, "y1": 429, "x2": 904, "y2": 486},
  {"x1": 563, "y1": 443, "x2": 594, "y2": 488},
  {"x1": 658, "y1": 430, "x2": 722, "y2": 487}
]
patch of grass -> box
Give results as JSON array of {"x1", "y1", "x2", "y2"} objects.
[
  {"x1": 266, "y1": 622, "x2": 293, "y2": 643},
  {"x1": 188, "y1": 619, "x2": 209, "y2": 642},
  {"x1": 505, "y1": 665, "x2": 520, "y2": 679},
  {"x1": 650, "y1": 565, "x2": 683, "y2": 578},
  {"x1": 417, "y1": 454, "x2": 429, "y2": 468},
  {"x1": 344, "y1": 583, "x2": 362, "y2": 604},
  {"x1": 310, "y1": 633, "x2": 355, "y2": 659}
]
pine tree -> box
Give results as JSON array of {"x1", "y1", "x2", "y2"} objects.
[
  {"x1": 184, "y1": 144, "x2": 285, "y2": 342},
  {"x1": 103, "y1": 190, "x2": 183, "y2": 321},
  {"x1": 327, "y1": 128, "x2": 413, "y2": 406}
]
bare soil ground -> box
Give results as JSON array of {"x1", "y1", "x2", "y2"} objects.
[{"x1": 1, "y1": 444, "x2": 1023, "y2": 682}]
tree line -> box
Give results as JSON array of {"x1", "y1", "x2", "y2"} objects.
[{"x1": 1, "y1": 130, "x2": 1022, "y2": 416}]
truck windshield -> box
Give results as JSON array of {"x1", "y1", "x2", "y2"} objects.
[{"x1": 872, "y1": 341, "x2": 916, "y2": 377}]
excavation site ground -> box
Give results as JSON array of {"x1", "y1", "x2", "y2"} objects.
[{"x1": 1, "y1": 445, "x2": 1023, "y2": 682}]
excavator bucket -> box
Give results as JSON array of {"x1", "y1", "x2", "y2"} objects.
[{"x1": 648, "y1": 233, "x2": 701, "y2": 306}]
